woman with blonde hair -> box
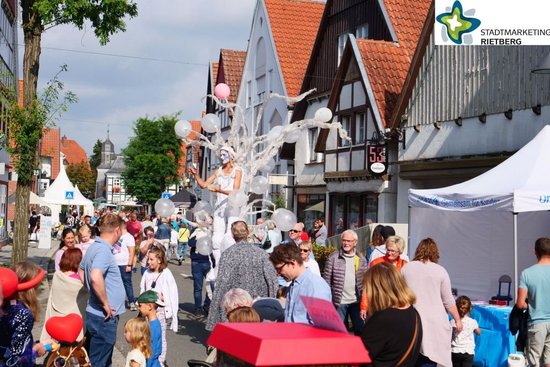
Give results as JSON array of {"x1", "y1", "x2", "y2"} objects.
[
  {"x1": 402, "y1": 238, "x2": 462, "y2": 367},
  {"x1": 361, "y1": 262, "x2": 422, "y2": 366}
]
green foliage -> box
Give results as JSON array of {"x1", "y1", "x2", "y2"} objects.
[
  {"x1": 33, "y1": 0, "x2": 138, "y2": 45},
  {"x1": 312, "y1": 244, "x2": 337, "y2": 275},
  {"x1": 5, "y1": 68, "x2": 77, "y2": 186},
  {"x1": 89, "y1": 139, "x2": 102, "y2": 170},
  {"x1": 122, "y1": 116, "x2": 183, "y2": 204},
  {"x1": 66, "y1": 161, "x2": 96, "y2": 198},
  {"x1": 271, "y1": 192, "x2": 286, "y2": 209}
]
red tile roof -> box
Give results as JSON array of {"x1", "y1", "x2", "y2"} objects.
[
  {"x1": 61, "y1": 135, "x2": 89, "y2": 166},
  {"x1": 41, "y1": 128, "x2": 60, "y2": 179},
  {"x1": 265, "y1": 0, "x2": 325, "y2": 97},
  {"x1": 217, "y1": 50, "x2": 246, "y2": 103},
  {"x1": 212, "y1": 62, "x2": 219, "y2": 86},
  {"x1": 358, "y1": 0, "x2": 430, "y2": 128}
]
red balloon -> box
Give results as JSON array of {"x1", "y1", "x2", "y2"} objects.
[
  {"x1": 46, "y1": 313, "x2": 83, "y2": 343},
  {"x1": 0, "y1": 267, "x2": 18, "y2": 298}
]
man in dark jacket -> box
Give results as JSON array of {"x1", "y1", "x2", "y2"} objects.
[
  {"x1": 323, "y1": 229, "x2": 368, "y2": 335},
  {"x1": 189, "y1": 227, "x2": 214, "y2": 316}
]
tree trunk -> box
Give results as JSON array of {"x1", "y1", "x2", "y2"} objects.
[
  {"x1": 12, "y1": 183, "x2": 32, "y2": 263},
  {"x1": 12, "y1": 2, "x2": 43, "y2": 263}
]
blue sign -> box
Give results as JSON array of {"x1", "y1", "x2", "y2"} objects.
[
  {"x1": 161, "y1": 192, "x2": 172, "y2": 199},
  {"x1": 65, "y1": 191, "x2": 74, "y2": 200}
]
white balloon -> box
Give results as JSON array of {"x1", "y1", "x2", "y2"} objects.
[
  {"x1": 250, "y1": 176, "x2": 268, "y2": 194},
  {"x1": 196, "y1": 235, "x2": 212, "y2": 256},
  {"x1": 314, "y1": 107, "x2": 333, "y2": 122},
  {"x1": 225, "y1": 205, "x2": 240, "y2": 218},
  {"x1": 175, "y1": 120, "x2": 192, "y2": 138},
  {"x1": 267, "y1": 125, "x2": 283, "y2": 143},
  {"x1": 193, "y1": 201, "x2": 213, "y2": 215},
  {"x1": 228, "y1": 190, "x2": 248, "y2": 208},
  {"x1": 201, "y1": 114, "x2": 221, "y2": 134},
  {"x1": 259, "y1": 158, "x2": 276, "y2": 173},
  {"x1": 154, "y1": 198, "x2": 175, "y2": 218},
  {"x1": 284, "y1": 130, "x2": 300, "y2": 143},
  {"x1": 272, "y1": 208, "x2": 297, "y2": 232}
]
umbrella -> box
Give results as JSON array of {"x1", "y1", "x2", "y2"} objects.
[{"x1": 304, "y1": 201, "x2": 324, "y2": 212}]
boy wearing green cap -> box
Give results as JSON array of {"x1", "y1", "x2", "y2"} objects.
[{"x1": 137, "y1": 290, "x2": 163, "y2": 367}]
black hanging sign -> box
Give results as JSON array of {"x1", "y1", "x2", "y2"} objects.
[{"x1": 367, "y1": 144, "x2": 388, "y2": 177}]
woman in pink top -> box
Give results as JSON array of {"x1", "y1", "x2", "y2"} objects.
[{"x1": 401, "y1": 238, "x2": 463, "y2": 367}]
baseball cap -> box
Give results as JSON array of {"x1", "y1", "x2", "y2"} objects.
[{"x1": 137, "y1": 290, "x2": 165, "y2": 307}]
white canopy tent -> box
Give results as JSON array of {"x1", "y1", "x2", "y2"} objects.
[
  {"x1": 43, "y1": 165, "x2": 94, "y2": 224},
  {"x1": 408, "y1": 125, "x2": 550, "y2": 301}
]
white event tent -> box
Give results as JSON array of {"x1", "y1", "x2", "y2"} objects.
[
  {"x1": 408, "y1": 125, "x2": 550, "y2": 301},
  {"x1": 43, "y1": 164, "x2": 94, "y2": 224}
]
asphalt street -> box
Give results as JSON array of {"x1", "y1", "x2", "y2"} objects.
[{"x1": 115, "y1": 256, "x2": 212, "y2": 366}]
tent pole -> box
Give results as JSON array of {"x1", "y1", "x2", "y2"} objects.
[{"x1": 513, "y1": 213, "x2": 518, "y2": 303}]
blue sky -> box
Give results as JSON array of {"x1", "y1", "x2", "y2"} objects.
[{"x1": 23, "y1": 0, "x2": 256, "y2": 155}]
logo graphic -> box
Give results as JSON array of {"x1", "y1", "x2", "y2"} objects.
[{"x1": 436, "y1": 0, "x2": 481, "y2": 44}]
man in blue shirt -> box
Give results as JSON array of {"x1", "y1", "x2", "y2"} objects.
[
  {"x1": 517, "y1": 237, "x2": 550, "y2": 366},
  {"x1": 80, "y1": 212, "x2": 126, "y2": 367},
  {"x1": 269, "y1": 244, "x2": 331, "y2": 324}
]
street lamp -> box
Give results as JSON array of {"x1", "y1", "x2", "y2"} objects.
[{"x1": 532, "y1": 52, "x2": 550, "y2": 74}]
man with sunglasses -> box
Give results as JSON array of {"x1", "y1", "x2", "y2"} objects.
[
  {"x1": 269, "y1": 244, "x2": 331, "y2": 324},
  {"x1": 280, "y1": 222, "x2": 305, "y2": 246}
]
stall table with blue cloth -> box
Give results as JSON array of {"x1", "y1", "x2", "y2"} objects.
[{"x1": 471, "y1": 304, "x2": 516, "y2": 366}]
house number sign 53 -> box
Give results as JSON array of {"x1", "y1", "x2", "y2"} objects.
[{"x1": 367, "y1": 144, "x2": 387, "y2": 177}]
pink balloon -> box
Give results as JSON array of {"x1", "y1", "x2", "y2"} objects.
[{"x1": 214, "y1": 83, "x2": 231, "y2": 99}]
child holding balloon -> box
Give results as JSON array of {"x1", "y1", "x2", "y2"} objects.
[
  {"x1": 140, "y1": 247, "x2": 178, "y2": 366},
  {"x1": 0, "y1": 262, "x2": 46, "y2": 367}
]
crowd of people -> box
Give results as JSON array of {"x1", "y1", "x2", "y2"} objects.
[{"x1": 2, "y1": 206, "x2": 550, "y2": 367}]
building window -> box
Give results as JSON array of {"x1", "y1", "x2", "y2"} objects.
[
  {"x1": 113, "y1": 178, "x2": 121, "y2": 187},
  {"x1": 246, "y1": 81, "x2": 252, "y2": 107},
  {"x1": 338, "y1": 33, "x2": 349, "y2": 65},
  {"x1": 356, "y1": 23, "x2": 369, "y2": 39},
  {"x1": 340, "y1": 115, "x2": 351, "y2": 147},
  {"x1": 330, "y1": 193, "x2": 378, "y2": 237},
  {"x1": 256, "y1": 74, "x2": 266, "y2": 104},
  {"x1": 355, "y1": 112, "x2": 367, "y2": 145},
  {"x1": 296, "y1": 194, "x2": 325, "y2": 234},
  {"x1": 308, "y1": 128, "x2": 319, "y2": 163}
]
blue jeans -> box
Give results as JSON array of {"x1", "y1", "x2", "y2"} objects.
[
  {"x1": 415, "y1": 354, "x2": 437, "y2": 367},
  {"x1": 337, "y1": 302, "x2": 364, "y2": 335},
  {"x1": 85, "y1": 312, "x2": 119, "y2": 367},
  {"x1": 177, "y1": 242, "x2": 188, "y2": 261},
  {"x1": 118, "y1": 266, "x2": 135, "y2": 303},
  {"x1": 191, "y1": 261, "x2": 211, "y2": 310}
]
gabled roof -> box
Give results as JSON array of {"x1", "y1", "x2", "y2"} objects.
[
  {"x1": 61, "y1": 135, "x2": 89, "y2": 166},
  {"x1": 106, "y1": 155, "x2": 125, "y2": 174},
  {"x1": 264, "y1": 0, "x2": 325, "y2": 97},
  {"x1": 206, "y1": 61, "x2": 219, "y2": 113},
  {"x1": 217, "y1": 49, "x2": 246, "y2": 103}
]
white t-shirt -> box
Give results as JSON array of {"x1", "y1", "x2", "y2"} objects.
[
  {"x1": 113, "y1": 232, "x2": 135, "y2": 266},
  {"x1": 304, "y1": 258, "x2": 321, "y2": 276},
  {"x1": 125, "y1": 348, "x2": 146, "y2": 367},
  {"x1": 451, "y1": 315, "x2": 479, "y2": 354}
]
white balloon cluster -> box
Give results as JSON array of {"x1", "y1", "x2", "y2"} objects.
[
  {"x1": 154, "y1": 198, "x2": 175, "y2": 218},
  {"x1": 173, "y1": 87, "x2": 350, "y2": 235}
]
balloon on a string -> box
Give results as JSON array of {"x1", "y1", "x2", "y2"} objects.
[
  {"x1": 267, "y1": 125, "x2": 283, "y2": 143},
  {"x1": 259, "y1": 158, "x2": 276, "y2": 173},
  {"x1": 228, "y1": 190, "x2": 248, "y2": 208},
  {"x1": 250, "y1": 176, "x2": 268, "y2": 194},
  {"x1": 314, "y1": 107, "x2": 333, "y2": 122},
  {"x1": 225, "y1": 205, "x2": 240, "y2": 218},
  {"x1": 154, "y1": 198, "x2": 175, "y2": 218},
  {"x1": 272, "y1": 208, "x2": 297, "y2": 232},
  {"x1": 201, "y1": 114, "x2": 221, "y2": 134},
  {"x1": 193, "y1": 201, "x2": 213, "y2": 216},
  {"x1": 214, "y1": 83, "x2": 231, "y2": 100},
  {"x1": 175, "y1": 120, "x2": 192, "y2": 138},
  {"x1": 196, "y1": 235, "x2": 212, "y2": 256},
  {"x1": 284, "y1": 130, "x2": 300, "y2": 143},
  {"x1": 46, "y1": 314, "x2": 83, "y2": 343}
]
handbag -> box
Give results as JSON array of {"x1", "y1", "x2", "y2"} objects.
[
  {"x1": 397, "y1": 310, "x2": 419, "y2": 366},
  {"x1": 261, "y1": 232, "x2": 272, "y2": 250}
]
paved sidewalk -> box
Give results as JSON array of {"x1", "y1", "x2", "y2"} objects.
[{"x1": 0, "y1": 239, "x2": 125, "y2": 366}]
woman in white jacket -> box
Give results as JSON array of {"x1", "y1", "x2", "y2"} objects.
[{"x1": 140, "y1": 246, "x2": 179, "y2": 366}]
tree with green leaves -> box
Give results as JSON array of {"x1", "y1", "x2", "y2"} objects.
[
  {"x1": 122, "y1": 116, "x2": 183, "y2": 204},
  {"x1": 8, "y1": 0, "x2": 138, "y2": 263},
  {"x1": 66, "y1": 161, "x2": 95, "y2": 199}
]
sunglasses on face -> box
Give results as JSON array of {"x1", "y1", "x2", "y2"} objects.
[
  {"x1": 300, "y1": 248, "x2": 310, "y2": 253},
  {"x1": 289, "y1": 229, "x2": 301, "y2": 233}
]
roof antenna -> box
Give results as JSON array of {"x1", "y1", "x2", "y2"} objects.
[{"x1": 107, "y1": 124, "x2": 110, "y2": 140}]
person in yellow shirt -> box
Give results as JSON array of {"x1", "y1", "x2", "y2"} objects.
[{"x1": 177, "y1": 221, "x2": 192, "y2": 265}]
